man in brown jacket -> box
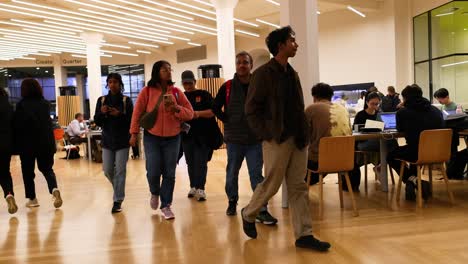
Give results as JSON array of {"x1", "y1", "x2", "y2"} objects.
[{"x1": 241, "y1": 26, "x2": 331, "y2": 251}]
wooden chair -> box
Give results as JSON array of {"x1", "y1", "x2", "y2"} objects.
[
  {"x1": 355, "y1": 150, "x2": 395, "y2": 193},
  {"x1": 306, "y1": 136, "x2": 358, "y2": 219},
  {"x1": 395, "y1": 129, "x2": 455, "y2": 208}
]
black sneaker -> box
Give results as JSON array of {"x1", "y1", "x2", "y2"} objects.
[
  {"x1": 421, "y1": 180, "x2": 431, "y2": 201},
  {"x1": 295, "y1": 235, "x2": 331, "y2": 252},
  {"x1": 111, "y1": 202, "x2": 122, "y2": 214},
  {"x1": 241, "y1": 208, "x2": 257, "y2": 239},
  {"x1": 405, "y1": 181, "x2": 416, "y2": 201},
  {"x1": 256, "y1": 210, "x2": 278, "y2": 225},
  {"x1": 226, "y1": 201, "x2": 237, "y2": 216}
]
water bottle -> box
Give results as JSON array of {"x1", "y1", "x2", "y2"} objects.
[{"x1": 456, "y1": 104, "x2": 463, "y2": 114}]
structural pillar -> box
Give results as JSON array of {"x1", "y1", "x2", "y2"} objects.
[
  {"x1": 280, "y1": 0, "x2": 320, "y2": 105},
  {"x1": 280, "y1": 0, "x2": 320, "y2": 208},
  {"x1": 76, "y1": 73, "x2": 85, "y2": 113},
  {"x1": 53, "y1": 54, "x2": 67, "y2": 114},
  {"x1": 81, "y1": 32, "x2": 103, "y2": 118},
  {"x1": 210, "y1": 0, "x2": 238, "y2": 79}
]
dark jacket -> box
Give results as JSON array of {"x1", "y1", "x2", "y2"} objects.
[
  {"x1": 382, "y1": 94, "x2": 401, "y2": 112},
  {"x1": 0, "y1": 94, "x2": 13, "y2": 154},
  {"x1": 397, "y1": 97, "x2": 444, "y2": 157},
  {"x1": 245, "y1": 58, "x2": 309, "y2": 149},
  {"x1": 94, "y1": 92, "x2": 133, "y2": 151},
  {"x1": 13, "y1": 97, "x2": 56, "y2": 155},
  {"x1": 213, "y1": 74, "x2": 259, "y2": 145}
]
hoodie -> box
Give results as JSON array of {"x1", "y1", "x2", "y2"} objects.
[{"x1": 396, "y1": 97, "x2": 444, "y2": 156}]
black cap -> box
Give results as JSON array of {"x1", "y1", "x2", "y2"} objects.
[{"x1": 181, "y1": 70, "x2": 196, "y2": 83}]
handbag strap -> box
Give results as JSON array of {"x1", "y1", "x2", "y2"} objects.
[{"x1": 148, "y1": 86, "x2": 167, "y2": 114}]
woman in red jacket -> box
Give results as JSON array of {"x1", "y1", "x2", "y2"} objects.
[{"x1": 130, "y1": 60, "x2": 193, "y2": 220}]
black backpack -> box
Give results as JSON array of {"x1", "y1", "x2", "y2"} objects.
[{"x1": 446, "y1": 149, "x2": 468, "y2": 179}]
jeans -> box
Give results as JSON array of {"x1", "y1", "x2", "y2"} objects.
[
  {"x1": 102, "y1": 147, "x2": 129, "y2": 202},
  {"x1": 225, "y1": 143, "x2": 266, "y2": 210},
  {"x1": 144, "y1": 132, "x2": 181, "y2": 209},
  {"x1": 20, "y1": 152, "x2": 58, "y2": 199},
  {"x1": 0, "y1": 153, "x2": 14, "y2": 198},
  {"x1": 182, "y1": 137, "x2": 210, "y2": 190}
]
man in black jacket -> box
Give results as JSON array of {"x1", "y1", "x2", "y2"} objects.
[
  {"x1": 387, "y1": 84, "x2": 444, "y2": 201},
  {"x1": 0, "y1": 88, "x2": 18, "y2": 214},
  {"x1": 382, "y1": 86, "x2": 401, "y2": 112},
  {"x1": 213, "y1": 51, "x2": 277, "y2": 225}
]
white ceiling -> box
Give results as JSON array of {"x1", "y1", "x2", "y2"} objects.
[{"x1": 0, "y1": 0, "x2": 384, "y2": 61}]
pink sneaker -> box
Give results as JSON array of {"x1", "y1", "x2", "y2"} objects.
[
  {"x1": 150, "y1": 195, "x2": 159, "y2": 210},
  {"x1": 161, "y1": 206, "x2": 175, "y2": 220}
]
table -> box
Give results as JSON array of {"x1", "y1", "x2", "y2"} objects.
[
  {"x1": 87, "y1": 130, "x2": 102, "y2": 161},
  {"x1": 281, "y1": 131, "x2": 404, "y2": 208}
]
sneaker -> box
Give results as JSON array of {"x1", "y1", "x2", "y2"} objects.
[
  {"x1": 111, "y1": 202, "x2": 122, "y2": 214},
  {"x1": 26, "y1": 198, "x2": 40, "y2": 208},
  {"x1": 195, "y1": 189, "x2": 206, "y2": 201},
  {"x1": 52, "y1": 188, "x2": 63, "y2": 208},
  {"x1": 255, "y1": 210, "x2": 278, "y2": 225},
  {"x1": 241, "y1": 208, "x2": 257, "y2": 239},
  {"x1": 421, "y1": 180, "x2": 431, "y2": 201},
  {"x1": 187, "y1": 188, "x2": 196, "y2": 198},
  {"x1": 226, "y1": 200, "x2": 237, "y2": 216},
  {"x1": 150, "y1": 195, "x2": 159, "y2": 210},
  {"x1": 295, "y1": 235, "x2": 331, "y2": 252},
  {"x1": 161, "y1": 206, "x2": 175, "y2": 220},
  {"x1": 405, "y1": 181, "x2": 416, "y2": 201},
  {"x1": 5, "y1": 194, "x2": 18, "y2": 214}
]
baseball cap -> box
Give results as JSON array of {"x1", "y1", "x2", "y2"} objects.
[{"x1": 181, "y1": 70, "x2": 196, "y2": 83}]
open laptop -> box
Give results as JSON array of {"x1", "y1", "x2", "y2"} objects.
[
  {"x1": 378, "y1": 112, "x2": 398, "y2": 132},
  {"x1": 442, "y1": 110, "x2": 467, "y2": 121}
]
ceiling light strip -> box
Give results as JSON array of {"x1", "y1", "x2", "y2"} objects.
[
  {"x1": 347, "y1": 6, "x2": 366, "y2": 18},
  {"x1": 128, "y1": 41, "x2": 159, "y2": 48},
  {"x1": 114, "y1": 0, "x2": 194, "y2": 21},
  {"x1": 255, "y1": 19, "x2": 280, "y2": 29},
  {"x1": 143, "y1": 0, "x2": 216, "y2": 21},
  {"x1": 265, "y1": 0, "x2": 280, "y2": 6},
  {"x1": 235, "y1": 29, "x2": 260, "y2": 37}
]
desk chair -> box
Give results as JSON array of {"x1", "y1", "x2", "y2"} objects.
[
  {"x1": 306, "y1": 136, "x2": 358, "y2": 219},
  {"x1": 395, "y1": 129, "x2": 455, "y2": 208}
]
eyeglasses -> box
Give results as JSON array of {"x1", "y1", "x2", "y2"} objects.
[
  {"x1": 368, "y1": 102, "x2": 380, "y2": 106},
  {"x1": 160, "y1": 68, "x2": 173, "y2": 73}
]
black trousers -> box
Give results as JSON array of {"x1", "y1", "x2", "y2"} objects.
[
  {"x1": 387, "y1": 145, "x2": 417, "y2": 183},
  {"x1": 20, "y1": 152, "x2": 58, "y2": 199},
  {"x1": 0, "y1": 153, "x2": 14, "y2": 198},
  {"x1": 69, "y1": 136, "x2": 87, "y2": 145}
]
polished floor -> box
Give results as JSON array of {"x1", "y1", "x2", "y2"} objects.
[{"x1": 1, "y1": 150, "x2": 468, "y2": 264}]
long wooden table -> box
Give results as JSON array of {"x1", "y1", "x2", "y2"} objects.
[{"x1": 281, "y1": 131, "x2": 404, "y2": 208}]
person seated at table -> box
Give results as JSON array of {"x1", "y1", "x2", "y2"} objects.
[
  {"x1": 387, "y1": 84, "x2": 444, "y2": 201},
  {"x1": 434, "y1": 88, "x2": 458, "y2": 111},
  {"x1": 67, "y1": 113, "x2": 88, "y2": 145},
  {"x1": 352, "y1": 92, "x2": 398, "y2": 186},
  {"x1": 305, "y1": 82, "x2": 352, "y2": 187}
]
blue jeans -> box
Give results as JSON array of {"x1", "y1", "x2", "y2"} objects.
[
  {"x1": 102, "y1": 147, "x2": 129, "y2": 203},
  {"x1": 144, "y1": 132, "x2": 181, "y2": 209},
  {"x1": 225, "y1": 143, "x2": 266, "y2": 210},
  {"x1": 182, "y1": 137, "x2": 210, "y2": 190}
]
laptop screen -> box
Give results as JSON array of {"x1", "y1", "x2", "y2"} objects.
[{"x1": 379, "y1": 112, "x2": 397, "y2": 130}]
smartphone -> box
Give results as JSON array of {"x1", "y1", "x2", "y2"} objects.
[{"x1": 163, "y1": 94, "x2": 172, "y2": 102}]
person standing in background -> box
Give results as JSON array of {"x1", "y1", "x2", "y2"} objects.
[{"x1": 94, "y1": 73, "x2": 133, "y2": 213}]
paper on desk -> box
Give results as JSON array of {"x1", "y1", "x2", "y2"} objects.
[{"x1": 365, "y1": 119, "x2": 385, "y2": 130}]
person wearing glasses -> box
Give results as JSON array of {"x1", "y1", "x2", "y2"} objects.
[{"x1": 129, "y1": 60, "x2": 193, "y2": 220}]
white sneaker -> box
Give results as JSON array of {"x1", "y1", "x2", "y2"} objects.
[
  {"x1": 195, "y1": 189, "x2": 206, "y2": 201},
  {"x1": 26, "y1": 198, "x2": 40, "y2": 208},
  {"x1": 52, "y1": 188, "x2": 63, "y2": 208},
  {"x1": 187, "y1": 188, "x2": 196, "y2": 198},
  {"x1": 5, "y1": 194, "x2": 18, "y2": 214}
]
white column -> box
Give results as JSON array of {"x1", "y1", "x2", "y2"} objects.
[
  {"x1": 144, "y1": 54, "x2": 154, "y2": 86},
  {"x1": 76, "y1": 74, "x2": 85, "y2": 113},
  {"x1": 280, "y1": 0, "x2": 320, "y2": 208},
  {"x1": 210, "y1": 0, "x2": 238, "y2": 79},
  {"x1": 81, "y1": 32, "x2": 103, "y2": 118},
  {"x1": 280, "y1": 0, "x2": 319, "y2": 105},
  {"x1": 53, "y1": 55, "x2": 67, "y2": 114}
]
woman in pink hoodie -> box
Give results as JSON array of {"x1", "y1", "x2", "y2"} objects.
[{"x1": 130, "y1": 60, "x2": 193, "y2": 220}]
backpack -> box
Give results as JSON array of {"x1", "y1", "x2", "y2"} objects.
[
  {"x1": 381, "y1": 95, "x2": 395, "y2": 112},
  {"x1": 446, "y1": 149, "x2": 468, "y2": 179}
]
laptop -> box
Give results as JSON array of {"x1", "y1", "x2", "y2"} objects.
[
  {"x1": 442, "y1": 110, "x2": 467, "y2": 121},
  {"x1": 378, "y1": 112, "x2": 398, "y2": 132}
]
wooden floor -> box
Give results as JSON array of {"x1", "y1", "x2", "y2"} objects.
[{"x1": 1, "y1": 150, "x2": 468, "y2": 264}]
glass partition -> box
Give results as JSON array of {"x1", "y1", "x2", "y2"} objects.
[{"x1": 414, "y1": 0, "x2": 468, "y2": 104}]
